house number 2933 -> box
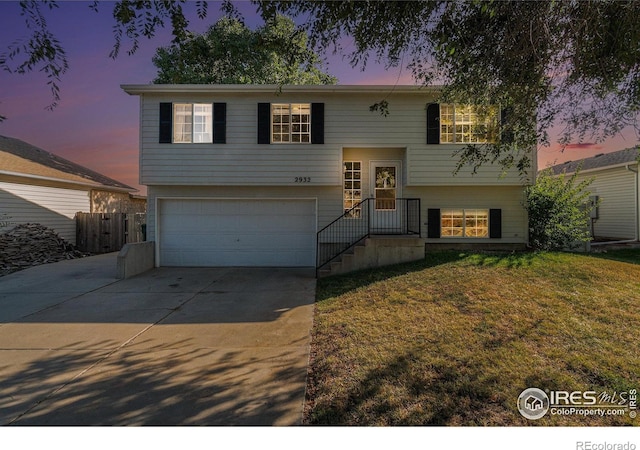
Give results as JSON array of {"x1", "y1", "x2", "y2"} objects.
[{"x1": 295, "y1": 177, "x2": 311, "y2": 183}]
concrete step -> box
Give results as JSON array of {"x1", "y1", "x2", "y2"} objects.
[{"x1": 317, "y1": 236, "x2": 425, "y2": 278}]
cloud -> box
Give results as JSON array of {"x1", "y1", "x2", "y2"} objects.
[{"x1": 562, "y1": 143, "x2": 603, "y2": 150}]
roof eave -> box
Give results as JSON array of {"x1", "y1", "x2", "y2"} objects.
[
  {"x1": 0, "y1": 170, "x2": 137, "y2": 193},
  {"x1": 549, "y1": 160, "x2": 639, "y2": 176},
  {"x1": 121, "y1": 84, "x2": 442, "y2": 96}
]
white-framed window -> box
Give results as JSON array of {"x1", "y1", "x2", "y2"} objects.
[
  {"x1": 272, "y1": 103, "x2": 311, "y2": 143},
  {"x1": 173, "y1": 103, "x2": 212, "y2": 143},
  {"x1": 440, "y1": 104, "x2": 499, "y2": 144},
  {"x1": 343, "y1": 161, "x2": 362, "y2": 218},
  {"x1": 441, "y1": 209, "x2": 489, "y2": 237}
]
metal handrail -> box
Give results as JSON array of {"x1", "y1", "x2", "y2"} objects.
[{"x1": 316, "y1": 198, "x2": 420, "y2": 271}]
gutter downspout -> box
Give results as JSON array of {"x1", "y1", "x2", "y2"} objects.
[{"x1": 626, "y1": 164, "x2": 639, "y2": 242}]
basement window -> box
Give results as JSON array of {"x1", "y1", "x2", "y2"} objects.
[{"x1": 441, "y1": 209, "x2": 489, "y2": 237}]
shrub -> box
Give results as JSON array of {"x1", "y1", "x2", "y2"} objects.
[{"x1": 525, "y1": 168, "x2": 594, "y2": 250}]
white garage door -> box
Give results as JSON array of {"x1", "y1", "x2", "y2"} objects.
[{"x1": 158, "y1": 199, "x2": 316, "y2": 267}]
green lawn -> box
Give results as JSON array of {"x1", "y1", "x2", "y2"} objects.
[{"x1": 306, "y1": 250, "x2": 640, "y2": 426}]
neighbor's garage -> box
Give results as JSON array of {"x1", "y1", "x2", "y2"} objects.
[{"x1": 158, "y1": 198, "x2": 317, "y2": 267}]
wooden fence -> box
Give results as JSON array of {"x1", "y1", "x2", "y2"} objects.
[{"x1": 76, "y1": 213, "x2": 146, "y2": 254}]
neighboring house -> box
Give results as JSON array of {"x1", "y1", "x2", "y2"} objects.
[
  {"x1": 122, "y1": 84, "x2": 534, "y2": 273},
  {"x1": 0, "y1": 135, "x2": 144, "y2": 244},
  {"x1": 548, "y1": 147, "x2": 640, "y2": 242}
]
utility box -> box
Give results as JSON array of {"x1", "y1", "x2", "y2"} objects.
[{"x1": 588, "y1": 195, "x2": 599, "y2": 219}]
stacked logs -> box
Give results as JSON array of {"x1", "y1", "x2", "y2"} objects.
[{"x1": 0, "y1": 223, "x2": 88, "y2": 276}]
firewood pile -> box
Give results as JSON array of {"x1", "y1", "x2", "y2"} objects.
[{"x1": 0, "y1": 223, "x2": 89, "y2": 276}]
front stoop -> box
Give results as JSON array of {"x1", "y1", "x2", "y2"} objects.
[{"x1": 318, "y1": 236, "x2": 426, "y2": 278}]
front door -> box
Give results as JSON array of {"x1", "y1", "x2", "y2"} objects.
[{"x1": 371, "y1": 161, "x2": 402, "y2": 233}]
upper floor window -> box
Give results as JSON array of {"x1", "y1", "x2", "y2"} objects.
[
  {"x1": 173, "y1": 103, "x2": 213, "y2": 143},
  {"x1": 439, "y1": 104, "x2": 499, "y2": 144},
  {"x1": 272, "y1": 103, "x2": 311, "y2": 143},
  {"x1": 258, "y1": 102, "x2": 323, "y2": 145}
]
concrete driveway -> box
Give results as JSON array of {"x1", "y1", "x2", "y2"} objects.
[{"x1": 0, "y1": 254, "x2": 316, "y2": 425}]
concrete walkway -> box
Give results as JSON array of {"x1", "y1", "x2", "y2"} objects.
[{"x1": 0, "y1": 254, "x2": 316, "y2": 425}]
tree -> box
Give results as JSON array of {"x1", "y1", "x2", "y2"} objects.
[
  {"x1": 256, "y1": 1, "x2": 640, "y2": 175},
  {"x1": 524, "y1": 169, "x2": 594, "y2": 251},
  {"x1": 0, "y1": 0, "x2": 224, "y2": 120},
  {"x1": 3, "y1": 1, "x2": 639, "y2": 177},
  {"x1": 152, "y1": 15, "x2": 336, "y2": 85}
]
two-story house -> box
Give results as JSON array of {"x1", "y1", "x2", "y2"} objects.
[{"x1": 122, "y1": 85, "x2": 533, "y2": 275}]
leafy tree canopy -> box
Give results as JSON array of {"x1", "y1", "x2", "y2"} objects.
[
  {"x1": 152, "y1": 15, "x2": 336, "y2": 85},
  {"x1": 257, "y1": 0, "x2": 640, "y2": 175},
  {"x1": 3, "y1": 1, "x2": 639, "y2": 176}
]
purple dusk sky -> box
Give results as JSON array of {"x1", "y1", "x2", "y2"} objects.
[{"x1": 1, "y1": 1, "x2": 638, "y2": 195}]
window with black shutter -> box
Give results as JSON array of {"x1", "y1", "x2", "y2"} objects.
[
  {"x1": 258, "y1": 102, "x2": 324, "y2": 144},
  {"x1": 159, "y1": 102, "x2": 225, "y2": 144},
  {"x1": 159, "y1": 102, "x2": 172, "y2": 144},
  {"x1": 426, "y1": 103, "x2": 440, "y2": 145}
]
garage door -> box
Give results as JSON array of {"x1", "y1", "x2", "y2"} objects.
[{"x1": 158, "y1": 199, "x2": 316, "y2": 267}]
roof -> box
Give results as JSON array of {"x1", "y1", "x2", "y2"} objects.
[
  {"x1": 0, "y1": 135, "x2": 135, "y2": 191},
  {"x1": 547, "y1": 147, "x2": 640, "y2": 175},
  {"x1": 121, "y1": 83, "x2": 441, "y2": 95}
]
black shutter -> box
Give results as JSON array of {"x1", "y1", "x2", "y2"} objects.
[
  {"x1": 159, "y1": 102, "x2": 172, "y2": 143},
  {"x1": 500, "y1": 107, "x2": 514, "y2": 144},
  {"x1": 427, "y1": 208, "x2": 441, "y2": 238},
  {"x1": 311, "y1": 102, "x2": 324, "y2": 144},
  {"x1": 213, "y1": 102, "x2": 226, "y2": 144},
  {"x1": 489, "y1": 209, "x2": 502, "y2": 238},
  {"x1": 426, "y1": 103, "x2": 440, "y2": 145},
  {"x1": 257, "y1": 102, "x2": 271, "y2": 144}
]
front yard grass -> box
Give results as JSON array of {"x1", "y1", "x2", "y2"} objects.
[{"x1": 306, "y1": 250, "x2": 640, "y2": 425}]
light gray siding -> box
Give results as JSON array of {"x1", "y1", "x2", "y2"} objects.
[
  {"x1": 576, "y1": 166, "x2": 638, "y2": 240},
  {"x1": 145, "y1": 184, "x2": 528, "y2": 247},
  {"x1": 137, "y1": 90, "x2": 531, "y2": 187},
  {"x1": 140, "y1": 93, "x2": 340, "y2": 186},
  {"x1": 404, "y1": 185, "x2": 528, "y2": 243},
  {"x1": 0, "y1": 181, "x2": 90, "y2": 244},
  {"x1": 146, "y1": 185, "x2": 342, "y2": 243},
  {"x1": 126, "y1": 85, "x2": 535, "y2": 259}
]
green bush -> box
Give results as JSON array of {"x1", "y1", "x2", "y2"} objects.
[{"x1": 525, "y1": 168, "x2": 594, "y2": 250}]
